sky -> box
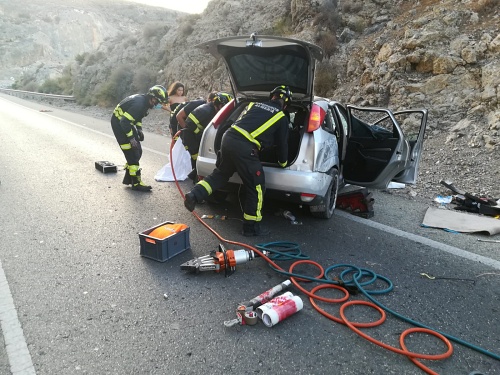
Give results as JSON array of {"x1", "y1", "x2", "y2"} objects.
[{"x1": 126, "y1": 0, "x2": 210, "y2": 14}]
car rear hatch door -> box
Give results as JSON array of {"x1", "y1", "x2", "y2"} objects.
[
  {"x1": 343, "y1": 105, "x2": 428, "y2": 189},
  {"x1": 195, "y1": 34, "x2": 323, "y2": 102}
]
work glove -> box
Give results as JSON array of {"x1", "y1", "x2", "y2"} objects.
[
  {"x1": 130, "y1": 137, "x2": 139, "y2": 149},
  {"x1": 137, "y1": 128, "x2": 144, "y2": 142}
]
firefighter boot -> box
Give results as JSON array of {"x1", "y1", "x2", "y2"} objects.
[
  {"x1": 129, "y1": 165, "x2": 152, "y2": 192},
  {"x1": 242, "y1": 221, "x2": 270, "y2": 237},
  {"x1": 122, "y1": 164, "x2": 132, "y2": 185}
]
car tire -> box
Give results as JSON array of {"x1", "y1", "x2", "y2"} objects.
[{"x1": 310, "y1": 169, "x2": 339, "y2": 219}]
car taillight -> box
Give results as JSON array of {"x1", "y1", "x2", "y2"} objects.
[
  {"x1": 307, "y1": 103, "x2": 326, "y2": 133},
  {"x1": 212, "y1": 99, "x2": 235, "y2": 129},
  {"x1": 300, "y1": 193, "x2": 316, "y2": 203}
]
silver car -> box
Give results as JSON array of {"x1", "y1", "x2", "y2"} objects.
[{"x1": 195, "y1": 35, "x2": 428, "y2": 219}]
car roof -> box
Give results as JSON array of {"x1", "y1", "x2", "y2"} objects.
[{"x1": 196, "y1": 34, "x2": 323, "y2": 101}]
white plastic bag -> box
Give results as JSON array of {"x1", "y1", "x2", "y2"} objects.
[{"x1": 154, "y1": 138, "x2": 192, "y2": 181}]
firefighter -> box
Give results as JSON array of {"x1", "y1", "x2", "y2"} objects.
[
  {"x1": 184, "y1": 85, "x2": 292, "y2": 236},
  {"x1": 111, "y1": 85, "x2": 168, "y2": 192},
  {"x1": 181, "y1": 92, "x2": 233, "y2": 183},
  {"x1": 170, "y1": 92, "x2": 216, "y2": 137}
]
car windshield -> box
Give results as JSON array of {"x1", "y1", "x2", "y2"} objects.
[{"x1": 223, "y1": 47, "x2": 309, "y2": 94}]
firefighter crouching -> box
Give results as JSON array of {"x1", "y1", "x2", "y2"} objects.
[
  {"x1": 184, "y1": 85, "x2": 292, "y2": 237},
  {"x1": 180, "y1": 92, "x2": 233, "y2": 183},
  {"x1": 111, "y1": 85, "x2": 168, "y2": 192}
]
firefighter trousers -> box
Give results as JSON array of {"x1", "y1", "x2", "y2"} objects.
[
  {"x1": 111, "y1": 117, "x2": 142, "y2": 166},
  {"x1": 192, "y1": 130, "x2": 265, "y2": 222}
]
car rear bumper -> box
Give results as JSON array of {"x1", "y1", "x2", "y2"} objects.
[{"x1": 197, "y1": 156, "x2": 331, "y2": 205}]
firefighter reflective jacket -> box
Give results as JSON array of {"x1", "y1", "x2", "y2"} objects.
[
  {"x1": 171, "y1": 99, "x2": 206, "y2": 127},
  {"x1": 230, "y1": 100, "x2": 289, "y2": 166},
  {"x1": 112, "y1": 94, "x2": 150, "y2": 139},
  {"x1": 184, "y1": 102, "x2": 217, "y2": 135}
]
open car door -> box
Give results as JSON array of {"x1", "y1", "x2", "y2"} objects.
[{"x1": 343, "y1": 105, "x2": 428, "y2": 189}]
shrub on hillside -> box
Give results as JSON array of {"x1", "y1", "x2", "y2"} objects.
[
  {"x1": 143, "y1": 22, "x2": 169, "y2": 39},
  {"x1": 94, "y1": 64, "x2": 134, "y2": 106},
  {"x1": 315, "y1": 31, "x2": 337, "y2": 58},
  {"x1": 131, "y1": 68, "x2": 156, "y2": 94},
  {"x1": 39, "y1": 78, "x2": 64, "y2": 94},
  {"x1": 314, "y1": 62, "x2": 338, "y2": 97}
]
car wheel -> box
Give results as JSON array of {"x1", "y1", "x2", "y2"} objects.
[{"x1": 310, "y1": 169, "x2": 339, "y2": 219}]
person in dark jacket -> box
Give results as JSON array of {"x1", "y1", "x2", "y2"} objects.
[
  {"x1": 169, "y1": 92, "x2": 216, "y2": 137},
  {"x1": 184, "y1": 86, "x2": 292, "y2": 236},
  {"x1": 181, "y1": 92, "x2": 233, "y2": 182},
  {"x1": 111, "y1": 85, "x2": 168, "y2": 191}
]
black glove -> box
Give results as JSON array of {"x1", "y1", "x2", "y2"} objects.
[
  {"x1": 130, "y1": 138, "x2": 139, "y2": 149},
  {"x1": 137, "y1": 128, "x2": 144, "y2": 141}
]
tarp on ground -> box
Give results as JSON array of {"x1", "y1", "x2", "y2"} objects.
[
  {"x1": 422, "y1": 206, "x2": 500, "y2": 235},
  {"x1": 155, "y1": 138, "x2": 192, "y2": 182}
]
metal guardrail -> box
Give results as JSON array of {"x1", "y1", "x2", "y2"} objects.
[{"x1": 0, "y1": 88, "x2": 76, "y2": 101}]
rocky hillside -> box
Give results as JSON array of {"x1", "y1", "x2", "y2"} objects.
[
  {"x1": 2, "y1": 0, "x2": 500, "y2": 200},
  {"x1": 0, "y1": 0, "x2": 179, "y2": 88}
]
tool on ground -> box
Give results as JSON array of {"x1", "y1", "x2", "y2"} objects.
[
  {"x1": 243, "y1": 311, "x2": 258, "y2": 325},
  {"x1": 477, "y1": 238, "x2": 500, "y2": 243},
  {"x1": 440, "y1": 180, "x2": 500, "y2": 217},
  {"x1": 238, "y1": 280, "x2": 292, "y2": 311},
  {"x1": 256, "y1": 291, "x2": 303, "y2": 327},
  {"x1": 95, "y1": 161, "x2": 117, "y2": 173},
  {"x1": 336, "y1": 186, "x2": 374, "y2": 218},
  {"x1": 201, "y1": 214, "x2": 228, "y2": 220},
  {"x1": 224, "y1": 280, "x2": 292, "y2": 327},
  {"x1": 180, "y1": 243, "x2": 265, "y2": 276}
]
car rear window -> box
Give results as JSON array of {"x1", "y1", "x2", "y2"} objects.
[{"x1": 222, "y1": 46, "x2": 309, "y2": 95}]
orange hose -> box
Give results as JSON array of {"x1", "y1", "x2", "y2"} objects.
[{"x1": 340, "y1": 301, "x2": 453, "y2": 375}]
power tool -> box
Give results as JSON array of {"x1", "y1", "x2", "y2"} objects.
[{"x1": 180, "y1": 243, "x2": 265, "y2": 277}]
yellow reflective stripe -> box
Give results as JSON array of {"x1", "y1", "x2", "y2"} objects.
[
  {"x1": 243, "y1": 184, "x2": 263, "y2": 221},
  {"x1": 188, "y1": 112, "x2": 204, "y2": 134},
  {"x1": 231, "y1": 125, "x2": 261, "y2": 149},
  {"x1": 191, "y1": 153, "x2": 198, "y2": 160},
  {"x1": 124, "y1": 112, "x2": 135, "y2": 122},
  {"x1": 237, "y1": 102, "x2": 255, "y2": 121},
  {"x1": 244, "y1": 213, "x2": 257, "y2": 221},
  {"x1": 129, "y1": 164, "x2": 139, "y2": 175},
  {"x1": 113, "y1": 106, "x2": 138, "y2": 125},
  {"x1": 256, "y1": 184, "x2": 263, "y2": 221},
  {"x1": 113, "y1": 106, "x2": 123, "y2": 118},
  {"x1": 279, "y1": 161, "x2": 287, "y2": 167},
  {"x1": 188, "y1": 113, "x2": 201, "y2": 127},
  {"x1": 120, "y1": 143, "x2": 131, "y2": 150},
  {"x1": 198, "y1": 180, "x2": 212, "y2": 195},
  {"x1": 251, "y1": 112, "x2": 284, "y2": 138},
  {"x1": 126, "y1": 129, "x2": 134, "y2": 138},
  {"x1": 136, "y1": 122, "x2": 142, "y2": 128}
]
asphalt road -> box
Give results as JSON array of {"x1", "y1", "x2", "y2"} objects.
[{"x1": 1, "y1": 93, "x2": 499, "y2": 375}]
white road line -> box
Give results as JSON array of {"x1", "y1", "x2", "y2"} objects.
[
  {"x1": 336, "y1": 210, "x2": 500, "y2": 270},
  {"x1": 0, "y1": 261, "x2": 36, "y2": 375}
]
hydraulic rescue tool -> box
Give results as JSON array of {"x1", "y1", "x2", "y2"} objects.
[{"x1": 180, "y1": 243, "x2": 266, "y2": 276}]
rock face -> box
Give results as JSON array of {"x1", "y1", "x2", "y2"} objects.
[
  {"x1": 0, "y1": 0, "x2": 179, "y2": 87},
  {"x1": 1, "y1": 0, "x2": 499, "y2": 200}
]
